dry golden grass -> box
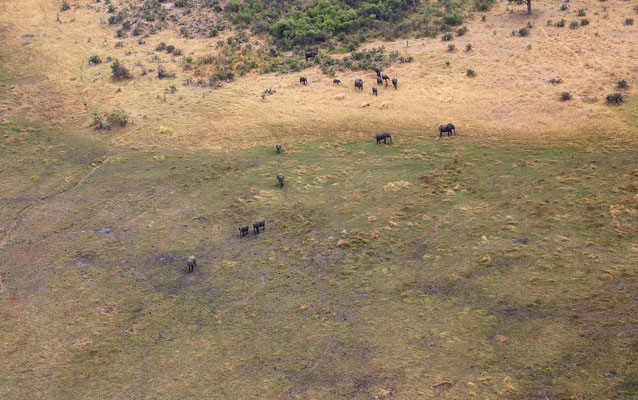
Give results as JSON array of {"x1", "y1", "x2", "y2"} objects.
[{"x1": 0, "y1": 0, "x2": 636, "y2": 151}]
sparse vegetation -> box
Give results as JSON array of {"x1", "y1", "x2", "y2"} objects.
[
  {"x1": 561, "y1": 3, "x2": 569, "y2": 11},
  {"x1": 442, "y1": 33, "x2": 453, "y2": 41},
  {"x1": 560, "y1": 91, "x2": 572, "y2": 101},
  {"x1": 556, "y1": 18, "x2": 566, "y2": 27},
  {"x1": 448, "y1": 44, "x2": 456, "y2": 51},
  {"x1": 578, "y1": 9, "x2": 587, "y2": 16},
  {"x1": 550, "y1": 77, "x2": 563, "y2": 84},
  {"x1": 467, "y1": 68, "x2": 476, "y2": 77},
  {"x1": 570, "y1": 20, "x2": 579, "y2": 29},
  {"x1": 466, "y1": 43, "x2": 472, "y2": 51},
  {"x1": 626, "y1": 18, "x2": 634, "y2": 25},
  {"x1": 581, "y1": 18, "x2": 590, "y2": 26},
  {"x1": 60, "y1": 1, "x2": 70, "y2": 11},
  {"x1": 617, "y1": 79, "x2": 628, "y2": 89},
  {"x1": 518, "y1": 27, "x2": 531, "y2": 36}
]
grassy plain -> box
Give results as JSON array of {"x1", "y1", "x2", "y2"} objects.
[{"x1": 1, "y1": 0, "x2": 637, "y2": 399}]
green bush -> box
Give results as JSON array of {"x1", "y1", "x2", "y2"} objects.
[
  {"x1": 519, "y1": 27, "x2": 530, "y2": 36},
  {"x1": 456, "y1": 26, "x2": 468, "y2": 36},
  {"x1": 549, "y1": 77, "x2": 562, "y2": 84},
  {"x1": 581, "y1": 18, "x2": 589, "y2": 26},
  {"x1": 467, "y1": 69, "x2": 476, "y2": 77},
  {"x1": 626, "y1": 18, "x2": 634, "y2": 25},
  {"x1": 606, "y1": 93, "x2": 624, "y2": 105},
  {"x1": 442, "y1": 33, "x2": 453, "y2": 41},
  {"x1": 466, "y1": 43, "x2": 472, "y2": 51},
  {"x1": 475, "y1": 0, "x2": 496, "y2": 11},
  {"x1": 578, "y1": 9, "x2": 586, "y2": 16},
  {"x1": 448, "y1": 44, "x2": 456, "y2": 51},
  {"x1": 109, "y1": 109, "x2": 129, "y2": 126},
  {"x1": 560, "y1": 3, "x2": 568, "y2": 11},
  {"x1": 560, "y1": 91, "x2": 571, "y2": 101},
  {"x1": 556, "y1": 19, "x2": 566, "y2": 27},
  {"x1": 570, "y1": 20, "x2": 579, "y2": 29},
  {"x1": 617, "y1": 79, "x2": 628, "y2": 89},
  {"x1": 111, "y1": 59, "x2": 131, "y2": 80},
  {"x1": 61, "y1": 1, "x2": 70, "y2": 11},
  {"x1": 88, "y1": 55, "x2": 102, "y2": 65}
]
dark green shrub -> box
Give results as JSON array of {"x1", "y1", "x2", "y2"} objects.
[
  {"x1": 122, "y1": 20, "x2": 132, "y2": 30},
  {"x1": 549, "y1": 77, "x2": 562, "y2": 84},
  {"x1": 444, "y1": 13, "x2": 463, "y2": 26},
  {"x1": 617, "y1": 79, "x2": 628, "y2": 89},
  {"x1": 133, "y1": 27, "x2": 141, "y2": 36},
  {"x1": 448, "y1": 44, "x2": 456, "y2": 51},
  {"x1": 111, "y1": 59, "x2": 131, "y2": 80},
  {"x1": 467, "y1": 69, "x2": 476, "y2": 77},
  {"x1": 482, "y1": 15, "x2": 486, "y2": 21},
  {"x1": 626, "y1": 18, "x2": 634, "y2": 25},
  {"x1": 116, "y1": 29, "x2": 126, "y2": 38},
  {"x1": 474, "y1": 0, "x2": 496, "y2": 11},
  {"x1": 442, "y1": 33, "x2": 453, "y2": 41},
  {"x1": 578, "y1": 9, "x2": 586, "y2": 16},
  {"x1": 61, "y1": 1, "x2": 70, "y2": 11},
  {"x1": 519, "y1": 27, "x2": 530, "y2": 36},
  {"x1": 570, "y1": 20, "x2": 579, "y2": 29},
  {"x1": 456, "y1": 26, "x2": 468, "y2": 36},
  {"x1": 560, "y1": 3, "x2": 568, "y2": 11},
  {"x1": 556, "y1": 19, "x2": 566, "y2": 27},
  {"x1": 156, "y1": 42, "x2": 166, "y2": 51},
  {"x1": 606, "y1": 93, "x2": 624, "y2": 105},
  {"x1": 107, "y1": 5, "x2": 115, "y2": 13},
  {"x1": 560, "y1": 91, "x2": 571, "y2": 101},
  {"x1": 466, "y1": 43, "x2": 472, "y2": 51},
  {"x1": 88, "y1": 55, "x2": 102, "y2": 65},
  {"x1": 581, "y1": 18, "x2": 589, "y2": 26},
  {"x1": 166, "y1": 45, "x2": 175, "y2": 53}
]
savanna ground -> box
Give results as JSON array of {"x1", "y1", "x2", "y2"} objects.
[{"x1": 1, "y1": 0, "x2": 638, "y2": 399}]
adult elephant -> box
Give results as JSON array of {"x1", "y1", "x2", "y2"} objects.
[{"x1": 305, "y1": 50, "x2": 317, "y2": 61}]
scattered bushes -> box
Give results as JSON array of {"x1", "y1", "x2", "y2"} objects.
[
  {"x1": 111, "y1": 59, "x2": 131, "y2": 80},
  {"x1": 606, "y1": 93, "x2": 624, "y2": 105},
  {"x1": 560, "y1": 91, "x2": 571, "y2": 101}
]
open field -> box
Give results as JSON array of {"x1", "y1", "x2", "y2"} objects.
[
  {"x1": 2, "y1": 119, "x2": 638, "y2": 398},
  {"x1": 1, "y1": 0, "x2": 638, "y2": 398}
]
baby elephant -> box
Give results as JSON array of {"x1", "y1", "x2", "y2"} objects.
[
  {"x1": 253, "y1": 219, "x2": 266, "y2": 234},
  {"x1": 300, "y1": 77, "x2": 307, "y2": 85},
  {"x1": 187, "y1": 255, "x2": 196, "y2": 273},
  {"x1": 276, "y1": 143, "x2": 281, "y2": 153},
  {"x1": 277, "y1": 173, "x2": 284, "y2": 187},
  {"x1": 238, "y1": 225, "x2": 249, "y2": 237},
  {"x1": 372, "y1": 86, "x2": 378, "y2": 96},
  {"x1": 333, "y1": 79, "x2": 341, "y2": 85}
]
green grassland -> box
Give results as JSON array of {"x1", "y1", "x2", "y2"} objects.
[{"x1": 1, "y1": 121, "x2": 637, "y2": 399}]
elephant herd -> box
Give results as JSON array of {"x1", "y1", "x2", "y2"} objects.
[{"x1": 302, "y1": 65, "x2": 398, "y2": 96}]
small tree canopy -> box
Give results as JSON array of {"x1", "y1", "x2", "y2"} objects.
[{"x1": 508, "y1": 0, "x2": 532, "y2": 14}]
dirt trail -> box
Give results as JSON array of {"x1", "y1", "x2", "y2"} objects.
[{"x1": 0, "y1": 157, "x2": 112, "y2": 249}]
